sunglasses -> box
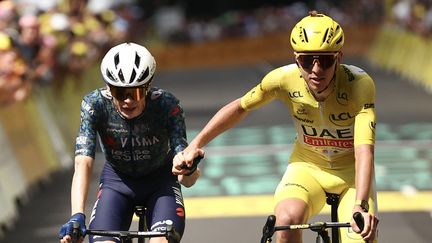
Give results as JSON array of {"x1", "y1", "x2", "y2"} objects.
[
  {"x1": 109, "y1": 85, "x2": 148, "y2": 101},
  {"x1": 295, "y1": 52, "x2": 338, "y2": 70}
]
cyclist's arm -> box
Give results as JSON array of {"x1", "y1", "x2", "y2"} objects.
[
  {"x1": 71, "y1": 155, "x2": 94, "y2": 215},
  {"x1": 354, "y1": 144, "x2": 374, "y2": 205},
  {"x1": 351, "y1": 75, "x2": 378, "y2": 240},
  {"x1": 173, "y1": 98, "x2": 248, "y2": 174},
  {"x1": 188, "y1": 98, "x2": 249, "y2": 150}
]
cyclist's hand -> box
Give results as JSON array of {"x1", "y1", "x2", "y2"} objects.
[
  {"x1": 351, "y1": 211, "x2": 379, "y2": 242},
  {"x1": 178, "y1": 167, "x2": 201, "y2": 187},
  {"x1": 59, "y1": 213, "x2": 86, "y2": 243},
  {"x1": 172, "y1": 148, "x2": 204, "y2": 175}
]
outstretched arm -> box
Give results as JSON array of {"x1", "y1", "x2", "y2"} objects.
[
  {"x1": 190, "y1": 98, "x2": 249, "y2": 149},
  {"x1": 173, "y1": 98, "x2": 249, "y2": 175}
]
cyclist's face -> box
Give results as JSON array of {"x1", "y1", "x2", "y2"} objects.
[
  {"x1": 296, "y1": 52, "x2": 341, "y2": 93},
  {"x1": 109, "y1": 86, "x2": 147, "y2": 119}
]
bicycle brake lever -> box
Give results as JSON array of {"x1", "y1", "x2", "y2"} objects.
[{"x1": 353, "y1": 212, "x2": 365, "y2": 231}]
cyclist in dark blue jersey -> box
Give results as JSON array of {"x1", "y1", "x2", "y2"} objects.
[{"x1": 59, "y1": 42, "x2": 200, "y2": 243}]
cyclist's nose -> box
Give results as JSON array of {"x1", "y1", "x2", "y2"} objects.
[{"x1": 311, "y1": 59, "x2": 323, "y2": 72}]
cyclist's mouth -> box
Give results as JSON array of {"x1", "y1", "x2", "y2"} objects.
[
  {"x1": 310, "y1": 77, "x2": 324, "y2": 84},
  {"x1": 120, "y1": 106, "x2": 137, "y2": 113}
]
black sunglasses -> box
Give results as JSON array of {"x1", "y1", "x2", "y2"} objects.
[{"x1": 295, "y1": 52, "x2": 338, "y2": 70}]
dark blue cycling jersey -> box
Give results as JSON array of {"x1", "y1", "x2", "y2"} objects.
[{"x1": 75, "y1": 86, "x2": 188, "y2": 177}]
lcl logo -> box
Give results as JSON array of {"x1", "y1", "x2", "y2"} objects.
[
  {"x1": 289, "y1": 91, "x2": 303, "y2": 98},
  {"x1": 330, "y1": 112, "x2": 354, "y2": 121},
  {"x1": 329, "y1": 112, "x2": 355, "y2": 126}
]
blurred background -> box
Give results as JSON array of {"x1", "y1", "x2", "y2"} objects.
[{"x1": 0, "y1": 0, "x2": 431, "y2": 242}]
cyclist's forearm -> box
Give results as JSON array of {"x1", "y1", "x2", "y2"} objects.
[
  {"x1": 71, "y1": 155, "x2": 94, "y2": 215},
  {"x1": 354, "y1": 144, "x2": 374, "y2": 201},
  {"x1": 189, "y1": 98, "x2": 248, "y2": 149}
]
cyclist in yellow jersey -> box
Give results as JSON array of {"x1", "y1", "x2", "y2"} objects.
[{"x1": 172, "y1": 11, "x2": 379, "y2": 243}]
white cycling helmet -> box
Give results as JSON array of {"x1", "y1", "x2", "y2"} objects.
[{"x1": 101, "y1": 42, "x2": 156, "y2": 87}]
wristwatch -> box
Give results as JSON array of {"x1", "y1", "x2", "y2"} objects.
[{"x1": 355, "y1": 199, "x2": 369, "y2": 212}]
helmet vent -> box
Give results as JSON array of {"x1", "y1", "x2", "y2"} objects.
[
  {"x1": 336, "y1": 36, "x2": 343, "y2": 45},
  {"x1": 137, "y1": 67, "x2": 150, "y2": 82},
  {"x1": 335, "y1": 25, "x2": 343, "y2": 44},
  {"x1": 323, "y1": 28, "x2": 329, "y2": 44},
  {"x1": 134, "y1": 52, "x2": 141, "y2": 68},
  {"x1": 114, "y1": 53, "x2": 120, "y2": 69},
  {"x1": 130, "y1": 69, "x2": 137, "y2": 83},
  {"x1": 118, "y1": 69, "x2": 125, "y2": 82},
  {"x1": 302, "y1": 28, "x2": 308, "y2": 42},
  {"x1": 106, "y1": 69, "x2": 116, "y2": 82}
]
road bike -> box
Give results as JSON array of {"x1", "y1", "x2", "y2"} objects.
[{"x1": 260, "y1": 193, "x2": 365, "y2": 243}]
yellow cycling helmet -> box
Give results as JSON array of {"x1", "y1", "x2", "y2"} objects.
[{"x1": 290, "y1": 11, "x2": 344, "y2": 52}]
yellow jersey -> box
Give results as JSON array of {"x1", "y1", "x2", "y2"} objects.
[{"x1": 240, "y1": 64, "x2": 376, "y2": 167}]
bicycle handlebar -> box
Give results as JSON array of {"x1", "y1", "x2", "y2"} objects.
[
  {"x1": 180, "y1": 155, "x2": 204, "y2": 176},
  {"x1": 71, "y1": 221, "x2": 180, "y2": 243},
  {"x1": 260, "y1": 213, "x2": 365, "y2": 242}
]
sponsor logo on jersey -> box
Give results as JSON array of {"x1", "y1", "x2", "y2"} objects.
[
  {"x1": 302, "y1": 125, "x2": 353, "y2": 139},
  {"x1": 120, "y1": 136, "x2": 160, "y2": 147},
  {"x1": 289, "y1": 91, "x2": 303, "y2": 98},
  {"x1": 301, "y1": 125, "x2": 354, "y2": 148},
  {"x1": 296, "y1": 107, "x2": 307, "y2": 115},
  {"x1": 111, "y1": 149, "x2": 151, "y2": 161},
  {"x1": 81, "y1": 100, "x2": 94, "y2": 115},
  {"x1": 341, "y1": 65, "x2": 355, "y2": 81},
  {"x1": 329, "y1": 112, "x2": 355, "y2": 126},
  {"x1": 303, "y1": 135, "x2": 354, "y2": 148},
  {"x1": 293, "y1": 114, "x2": 313, "y2": 124},
  {"x1": 370, "y1": 121, "x2": 376, "y2": 132},
  {"x1": 336, "y1": 92, "x2": 349, "y2": 105}
]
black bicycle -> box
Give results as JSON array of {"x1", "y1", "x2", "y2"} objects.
[{"x1": 260, "y1": 193, "x2": 365, "y2": 243}]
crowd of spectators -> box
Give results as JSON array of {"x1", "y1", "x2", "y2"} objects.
[
  {"x1": 389, "y1": 0, "x2": 432, "y2": 37},
  {"x1": 0, "y1": 0, "x2": 142, "y2": 106},
  {"x1": 0, "y1": 0, "x2": 385, "y2": 107},
  {"x1": 160, "y1": 0, "x2": 384, "y2": 43}
]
